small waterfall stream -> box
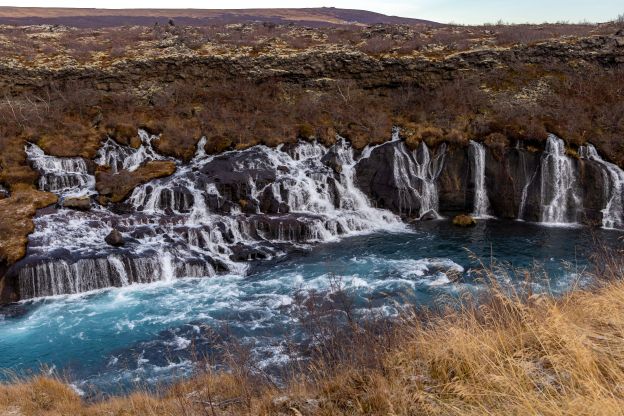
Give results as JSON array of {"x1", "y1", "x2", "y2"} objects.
[
  {"x1": 26, "y1": 143, "x2": 95, "y2": 197},
  {"x1": 95, "y1": 130, "x2": 168, "y2": 173},
  {"x1": 389, "y1": 141, "x2": 446, "y2": 218},
  {"x1": 579, "y1": 144, "x2": 624, "y2": 229},
  {"x1": 469, "y1": 141, "x2": 490, "y2": 218},
  {"x1": 540, "y1": 135, "x2": 582, "y2": 225}
]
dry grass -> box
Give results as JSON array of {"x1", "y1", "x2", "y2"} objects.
[{"x1": 3, "y1": 253, "x2": 624, "y2": 415}]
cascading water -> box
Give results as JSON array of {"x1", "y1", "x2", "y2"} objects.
[
  {"x1": 95, "y1": 130, "x2": 168, "y2": 173},
  {"x1": 388, "y1": 141, "x2": 446, "y2": 218},
  {"x1": 517, "y1": 142, "x2": 539, "y2": 221},
  {"x1": 26, "y1": 143, "x2": 95, "y2": 197},
  {"x1": 540, "y1": 135, "x2": 582, "y2": 225},
  {"x1": 415, "y1": 142, "x2": 446, "y2": 218},
  {"x1": 579, "y1": 144, "x2": 624, "y2": 229},
  {"x1": 18, "y1": 135, "x2": 404, "y2": 299},
  {"x1": 469, "y1": 141, "x2": 491, "y2": 218}
]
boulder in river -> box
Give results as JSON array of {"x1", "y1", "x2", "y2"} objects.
[
  {"x1": 105, "y1": 229, "x2": 125, "y2": 246},
  {"x1": 452, "y1": 214, "x2": 476, "y2": 227},
  {"x1": 420, "y1": 210, "x2": 439, "y2": 221}
]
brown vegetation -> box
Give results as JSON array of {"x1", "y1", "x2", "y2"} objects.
[{"x1": 452, "y1": 214, "x2": 476, "y2": 226}]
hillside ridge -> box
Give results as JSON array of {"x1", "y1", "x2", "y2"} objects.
[{"x1": 0, "y1": 6, "x2": 438, "y2": 27}]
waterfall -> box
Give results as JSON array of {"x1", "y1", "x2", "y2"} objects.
[
  {"x1": 539, "y1": 135, "x2": 582, "y2": 225},
  {"x1": 17, "y1": 254, "x2": 216, "y2": 299},
  {"x1": 95, "y1": 130, "x2": 167, "y2": 173},
  {"x1": 415, "y1": 142, "x2": 446, "y2": 218},
  {"x1": 389, "y1": 141, "x2": 445, "y2": 218},
  {"x1": 20, "y1": 136, "x2": 404, "y2": 299},
  {"x1": 469, "y1": 141, "x2": 491, "y2": 218},
  {"x1": 26, "y1": 143, "x2": 95, "y2": 197},
  {"x1": 579, "y1": 144, "x2": 624, "y2": 229}
]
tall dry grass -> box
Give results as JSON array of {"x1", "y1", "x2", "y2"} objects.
[{"x1": 2, "y1": 249, "x2": 624, "y2": 415}]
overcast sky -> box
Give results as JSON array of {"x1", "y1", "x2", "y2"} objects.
[{"x1": 1, "y1": 0, "x2": 621, "y2": 24}]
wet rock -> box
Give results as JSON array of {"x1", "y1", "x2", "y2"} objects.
[
  {"x1": 420, "y1": 210, "x2": 439, "y2": 221},
  {"x1": 321, "y1": 148, "x2": 343, "y2": 174},
  {"x1": 356, "y1": 141, "x2": 422, "y2": 216},
  {"x1": 229, "y1": 243, "x2": 269, "y2": 261},
  {"x1": 437, "y1": 145, "x2": 471, "y2": 213},
  {"x1": 105, "y1": 229, "x2": 125, "y2": 246},
  {"x1": 452, "y1": 214, "x2": 476, "y2": 227},
  {"x1": 62, "y1": 196, "x2": 91, "y2": 211}
]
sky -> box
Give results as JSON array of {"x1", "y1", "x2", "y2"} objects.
[{"x1": 0, "y1": 0, "x2": 621, "y2": 25}]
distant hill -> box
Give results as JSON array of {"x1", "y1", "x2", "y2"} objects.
[{"x1": 0, "y1": 7, "x2": 440, "y2": 27}]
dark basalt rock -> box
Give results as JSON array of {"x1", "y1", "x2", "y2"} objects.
[
  {"x1": 356, "y1": 142, "x2": 423, "y2": 217},
  {"x1": 321, "y1": 148, "x2": 343, "y2": 174},
  {"x1": 229, "y1": 243, "x2": 269, "y2": 261},
  {"x1": 105, "y1": 229, "x2": 125, "y2": 247},
  {"x1": 577, "y1": 159, "x2": 610, "y2": 226},
  {"x1": 420, "y1": 210, "x2": 438, "y2": 221},
  {"x1": 437, "y1": 145, "x2": 471, "y2": 213},
  {"x1": 356, "y1": 139, "x2": 611, "y2": 226},
  {"x1": 199, "y1": 148, "x2": 278, "y2": 214}
]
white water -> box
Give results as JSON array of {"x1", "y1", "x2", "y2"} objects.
[
  {"x1": 469, "y1": 141, "x2": 491, "y2": 218},
  {"x1": 95, "y1": 130, "x2": 168, "y2": 173},
  {"x1": 540, "y1": 135, "x2": 582, "y2": 225},
  {"x1": 579, "y1": 144, "x2": 624, "y2": 229},
  {"x1": 22, "y1": 135, "x2": 404, "y2": 298},
  {"x1": 390, "y1": 141, "x2": 446, "y2": 218},
  {"x1": 25, "y1": 143, "x2": 95, "y2": 197}
]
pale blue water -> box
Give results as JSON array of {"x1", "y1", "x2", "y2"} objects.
[{"x1": 0, "y1": 220, "x2": 620, "y2": 396}]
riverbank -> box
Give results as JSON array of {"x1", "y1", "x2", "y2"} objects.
[{"x1": 2, "y1": 255, "x2": 624, "y2": 415}]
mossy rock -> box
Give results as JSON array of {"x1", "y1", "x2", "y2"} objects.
[
  {"x1": 96, "y1": 161, "x2": 176, "y2": 203},
  {"x1": 107, "y1": 124, "x2": 141, "y2": 149},
  {"x1": 204, "y1": 135, "x2": 233, "y2": 155},
  {"x1": 452, "y1": 214, "x2": 476, "y2": 227}
]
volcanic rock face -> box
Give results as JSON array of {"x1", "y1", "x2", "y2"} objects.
[
  {"x1": 1, "y1": 130, "x2": 623, "y2": 304},
  {"x1": 355, "y1": 134, "x2": 619, "y2": 226}
]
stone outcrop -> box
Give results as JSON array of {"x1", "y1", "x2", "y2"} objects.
[
  {"x1": 62, "y1": 196, "x2": 91, "y2": 211},
  {"x1": 96, "y1": 161, "x2": 177, "y2": 204},
  {"x1": 1, "y1": 34, "x2": 623, "y2": 97},
  {"x1": 452, "y1": 214, "x2": 476, "y2": 227},
  {"x1": 104, "y1": 229, "x2": 125, "y2": 247},
  {"x1": 354, "y1": 139, "x2": 614, "y2": 224}
]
